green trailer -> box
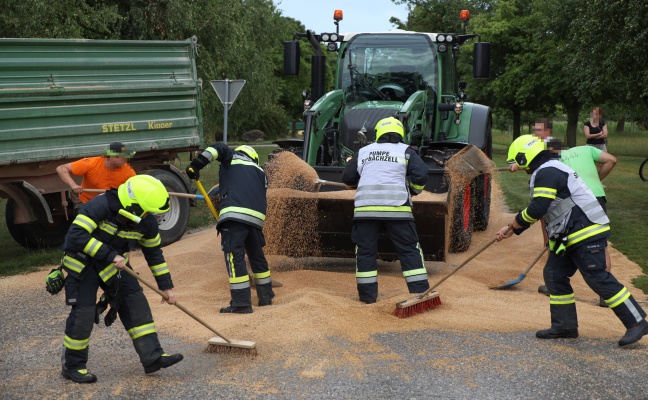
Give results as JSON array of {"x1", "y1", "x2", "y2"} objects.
[{"x1": 0, "y1": 36, "x2": 203, "y2": 249}]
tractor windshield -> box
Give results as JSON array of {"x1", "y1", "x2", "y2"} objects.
[{"x1": 339, "y1": 33, "x2": 437, "y2": 105}]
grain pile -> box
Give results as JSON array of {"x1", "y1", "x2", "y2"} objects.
[{"x1": 263, "y1": 151, "x2": 321, "y2": 257}]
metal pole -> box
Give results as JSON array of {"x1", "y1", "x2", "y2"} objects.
[{"x1": 223, "y1": 79, "x2": 229, "y2": 144}]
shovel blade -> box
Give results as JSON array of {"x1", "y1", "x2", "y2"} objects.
[
  {"x1": 491, "y1": 273, "x2": 526, "y2": 290},
  {"x1": 446, "y1": 145, "x2": 496, "y2": 181}
]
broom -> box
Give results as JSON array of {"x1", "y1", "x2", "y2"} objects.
[
  {"x1": 393, "y1": 230, "x2": 508, "y2": 318},
  {"x1": 121, "y1": 267, "x2": 257, "y2": 355}
]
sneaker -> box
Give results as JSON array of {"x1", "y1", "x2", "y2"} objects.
[
  {"x1": 536, "y1": 328, "x2": 579, "y2": 339},
  {"x1": 144, "y1": 353, "x2": 184, "y2": 374},
  {"x1": 219, "y1": 305, "x2": 253, "y2": 314},
  {"x1": 61, "y1": 368, "x2": 97, "y2": 384},
  {"x1": 598, "y1": 297, "x2": 607, "y2": 308},
  {"x1": 538, "y1": 285, "x2": 550, "y2": 296},
  {"x1": 618, "y1": 320, "x2": 648, "y2": 347}
]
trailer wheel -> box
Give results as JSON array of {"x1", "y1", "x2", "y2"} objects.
[
  {"x1": 5, "y1": 198, "x2": 72, "y2": 249},
  {"x1": 145, "y1": 170, "x2": 190, "y2": 247},
  {"x1": 449, "y1": 181, "x2": 473, "y2": 253},
  {"x1": 472, "y1": 174, "x2": 491, "y2": 231}
]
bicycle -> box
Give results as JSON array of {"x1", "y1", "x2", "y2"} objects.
[{"x1": 640, "y1": 157, "x2": 648, "y2": 181}]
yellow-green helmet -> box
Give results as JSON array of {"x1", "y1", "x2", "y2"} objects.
[
  {"x1": 507, "y1": 134, "x2": 547, "y2": 170},
  {"x1": 235, "y1": 145, "x2": 259, "y2": 165},
  {"x1": 374, "y1": 117, "x2": 404, "y2": 141},
  {"x1": 117, "y1": 175, "x2": 170, "y2": 215}
]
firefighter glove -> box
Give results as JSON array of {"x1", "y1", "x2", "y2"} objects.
[
  {"x1": 186, "y1": 166, "x2": 200, "y2": 180},
  {"x1": 95, "y1": 293, "x2": 109, "y2": 324},
  {"x1": 45, "y1": 267, "x2": 65, "y2": 295},
  {"x1": 104, "y1": 307, "x2": 118, "y2": 327}
]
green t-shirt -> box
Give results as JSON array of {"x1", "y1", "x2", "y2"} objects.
[{"x1": 559, "y1": 146, "x2": 605, "y2": 197}]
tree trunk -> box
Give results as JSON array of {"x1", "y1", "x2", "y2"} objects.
[
  {"x1": 616, "y1": 117, "x2": 625, "y2": 132},
  {"x1": 565, "y1": 102, "x2": 580, "y2": 147},
  {"x1": 512, "y1": 108, "x2": 521, "y2": 139}
]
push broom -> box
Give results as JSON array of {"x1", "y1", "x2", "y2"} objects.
[
  {"x1": 393, "y1": 227, "x2": 510, "y2": 318},
  {"x1": 121, "y1": 266, "x2": 257, "y2": 355}
]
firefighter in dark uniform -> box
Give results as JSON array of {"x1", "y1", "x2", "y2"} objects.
[
  {"x1": 59, "y1": 175, "x2": 183, "y2": 383},
  {"x1": 187, "y1": 144, "x2": 274, "y2": 314},
  {"x1": 496, "y1": 135, "x2": 648, "y2": 346},
  {"x1": 342, "y1": 117, "x2": 430, "y2": 304}
]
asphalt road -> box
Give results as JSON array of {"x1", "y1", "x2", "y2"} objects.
[{"x1": 2, "y1": 280, "x2": 647, "y2": 400}]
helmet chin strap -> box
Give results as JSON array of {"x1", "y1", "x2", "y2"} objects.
[{"x1": 118, "y1": 209, "x2": 142, "y2": 224}]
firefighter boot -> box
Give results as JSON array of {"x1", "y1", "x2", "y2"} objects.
[
  {"x1": 535, "y1": 328, "x2": 579, "y2": 339},
  {"x1": 220, "y1": 301, "x2": 253, "y2": 314},
  {"x1": 144, "y1": 353, "x2": 184, "y2": 374},
  {"x1": 619, "y1": 319, "x2": 648, "y2": 347},
  {"x1": 256, "y1": 283, "x2": 275, "y2": 307},
  {"x1": 61, "y1": 367, "x2": 97, "y2": 384}
]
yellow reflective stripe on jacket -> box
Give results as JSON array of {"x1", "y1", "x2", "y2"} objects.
[
  {"x1": 521, "y1": 208, "x2": 538, "y2": 224},
  {"x1": 206, "y1": 146, "x2": 218, "y2": 160},
  {"x1": 149, "y1": 262, "x2": 169, "y2": 277},
  {"x1": 549, "y1": 293, "x2": 575, "y2": 305},
  {"x1": 83, "y1": 238, "x2": 103, "y2": 257},
  {"x1": 566, "y1": 224, "x2": 610, "y2": 247},
  {"x1": 128, "y1": 323, "x2": 156, "y2": 340},
  {"x1": 231, "y1": 159, "x2": 264, "y2": 171},
  {"x1": 118, "y1": 231, "x2": 143, "y2": 240},
  {"x1": 98, "y1": 222, "x2": 117, "y2": 235},
  {"x1": 64, "y1": 335, "x2": 90, "y2": 350},
  {"x1": 99, "y1": 262, "x2": 118, "y2": 283},
  {"x1": 606, "y1": 287, "x2": 631, "y2": 309},
  {"x1": 140, "y1": 234, "x2": 161, "y2": 248},
  {"x1": 253, "y1": 270, "x2": 271, "y2": 279},
  {"x1": 533, "y1": 187, "x2": 557, "y2": 199},
  {"x1": 63, "y1": 255, "x2": 86, "y2": 274},
  {"x1": 72, "y1": 214, "x2": 97, "y2": 233},
  {"x1": 220, "y1": 206, "x2": 266, "y2": 221}
]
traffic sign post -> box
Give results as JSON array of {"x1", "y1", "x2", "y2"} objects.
[{"x1": 210, "y1": 79, "x2": 246, "y2": 144}]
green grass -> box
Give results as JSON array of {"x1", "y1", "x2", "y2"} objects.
[{"x1": 3, "y1": 134, "x2": 648, "y2": 294}]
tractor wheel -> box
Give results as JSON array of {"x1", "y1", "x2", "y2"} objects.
[
  {"x1": 145, "y1": 170, "x2": 190, "y2": 247},
  {"x1": 5, "y1": 197, "x2": 73, "y2": 249},
  {"x1": 449, "y1": 181, "x2": 473, "y2": 253}
]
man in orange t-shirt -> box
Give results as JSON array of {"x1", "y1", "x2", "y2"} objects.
[{"x1": 57, "y1": 142, "x2": 137, "y2": 203}]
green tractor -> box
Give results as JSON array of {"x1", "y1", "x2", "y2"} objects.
[{"x1": 273, "y1": 10, "x2": 492, "y2": 262}]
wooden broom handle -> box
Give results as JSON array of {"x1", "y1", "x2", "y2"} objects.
[{"x1": 120, "y1": 266, "x2": 232, "y2": 343}]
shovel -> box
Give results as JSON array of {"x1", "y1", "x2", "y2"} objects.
[
  {"x1": 491, "y1": 247, "x2": 548, "y2": 290},
  {"x1": 314, "y1": 179, "x2": 352, "y2": 190},
  {"x1": 445, "y1": 145, "x2": 497, "y2": 181}
]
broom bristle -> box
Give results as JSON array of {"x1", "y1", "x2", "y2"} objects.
[
  {"x1": 392, "y1": 294, "x2": 442, "y2": 318},
  {"x1": 205, "y1": 344, "x2": 258, "y2": 356}
]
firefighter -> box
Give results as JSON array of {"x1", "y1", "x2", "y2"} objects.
[
  {"x1": 60, "y1": 175, "x2": 183, "y2": 383},
  {"x1": 496, "y1": 135, "x2": 648, "y2": 346},
  {"x1": 341, "y1": 117, "x2": 430, "y2": 304},
  {"x1": 186, "y1": 144, "x2": 274, "y2": 314}
]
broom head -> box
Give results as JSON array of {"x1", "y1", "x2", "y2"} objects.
[
  {"x1": 392, "y1": 291, "x2": 442, "y2": 318},
  {"x1": 206, "y1": 336, "x2": 258, "y2": 356}
]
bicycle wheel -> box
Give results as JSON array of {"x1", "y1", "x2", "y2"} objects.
[{"x1": 640, "y1": 157, "x2": 648, "y2": 182}]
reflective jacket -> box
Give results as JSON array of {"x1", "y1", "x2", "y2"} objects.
[
  {"x1": 61, "y1": 190, "x2": 173, "y2": 290},
  {"x1": 199, "y1": 142, "x2": 267, "y2": 230},
  {"x1": 516, "y1": 159, "x2": 610, "y2": 252},
  {"x1": 342, "y1": 141, "x2": 428, "y2": 220}
]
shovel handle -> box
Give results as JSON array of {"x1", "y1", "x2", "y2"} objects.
[
  {"x1": 521, "y1": 246, "x2": 548, "y2": 275},
  {"x1": 120, "y1": 266, "x2": 232, "y2": 343},
  {"x1": 82, "y1": 188, "x2": 203, "y2": 200},
  {"x1": 194, "y1": 178, "x2": 219, "y2": 221}
]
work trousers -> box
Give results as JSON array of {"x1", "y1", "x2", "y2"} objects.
[
  {"x1": 352, "y1": 219, "x2": 429, "y2": 303},
  {"x1": 220, "y1": 221, "x2": 274, "y2": 306},
  {"x1": 544, "y1": 239, "x2": 646, "y2": 330},
  {"x1": 62, "y1": 266, "x2": 164, "y2": 371}
]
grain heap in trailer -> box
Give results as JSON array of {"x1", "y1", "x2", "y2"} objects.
[{"x1": 271, "y1": 9, "x2": 492, "y2": 261}]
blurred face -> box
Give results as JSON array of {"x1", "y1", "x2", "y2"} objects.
[
  {"x1": 533, "y1": 122, "x2": 551, "y2": 139},
  {"x1": 591, "y1": 107, "x2": 601, "y2": 119},
  {"x1": 105, "y1": 156, "x2": 127, "y2": 169}
]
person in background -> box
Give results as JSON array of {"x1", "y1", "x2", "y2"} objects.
[
  {"x1": 341, "y1": 117, "x2": 430, "y2": 304},
  {"x1": 583, "y1": 106, "x2": 608, "y2": 152},
  {"x1": 57, "y1": 142, "x2": 136, "y2": 203},
  {"x1": 510, "y1": 119, "x2": 617, "y2": 306},
  {"x1": 186, "y1": 144, "x2": 274, "y2": 314},
  {"x1": 497, "y1": 135, "x2": 648, "y2": 347},
  {"x1": 59, "y1": 175, "x2": 183, "y2": 383}
]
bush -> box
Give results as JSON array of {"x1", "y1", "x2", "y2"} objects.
[{"x1": 257, "y1": 104, "x2": 290, "y2": 140}]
